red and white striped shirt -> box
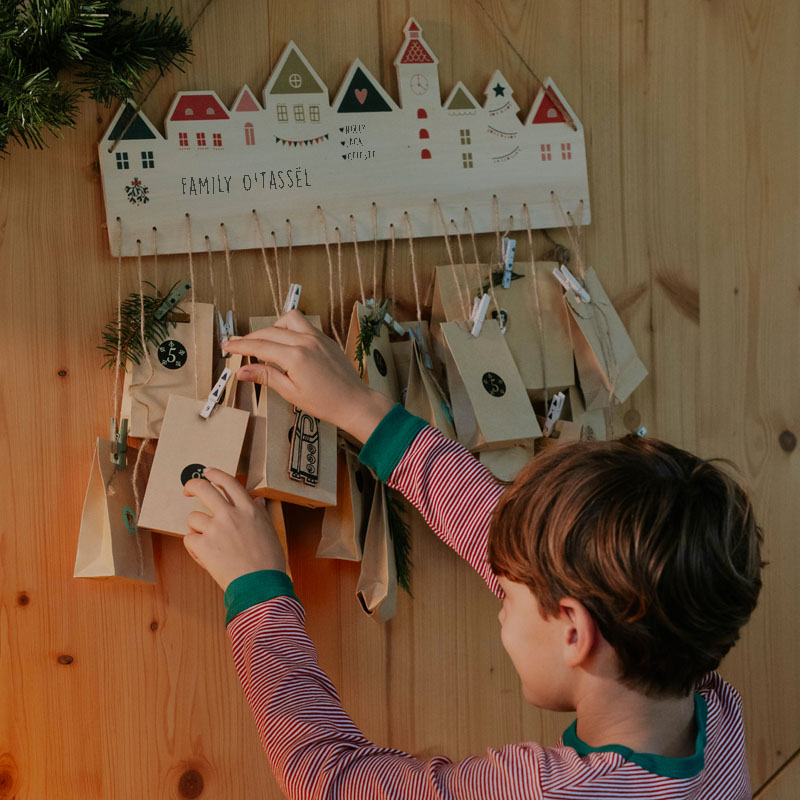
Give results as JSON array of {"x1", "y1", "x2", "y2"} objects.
[{"x1": 228, "y1": 423, "x2": 752, "y2": 799}]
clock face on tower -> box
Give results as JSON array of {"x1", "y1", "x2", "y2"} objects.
[{"x1": 410, "y1": 74, "x2": 429, "y2": 95}]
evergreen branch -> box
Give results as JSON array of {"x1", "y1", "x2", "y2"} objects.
[
  {"x1": 98, "y1": 280, "x2": 182, "y2": 369},
  {"x1": 480, "y1": 270, "x2": 524, "y2": 295},
  {"x1": 387, "y1": 488, "x2": 413, "y2": 597},
  {"x1": 354, "y1": 300, "x2": 388, "y2": 377}
]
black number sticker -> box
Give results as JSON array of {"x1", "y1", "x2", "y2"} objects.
[
  {"x1": 180, "y1": 463, "x2": 207, "y2": 486},
  {"x1": 481, "y1": 371, "x2": 506, "y2": 398},
  {"x1": 158, "y1": 339, "x2": 187, "y2": 370},
  {"x1": 491, "y1": 308, "x2": 508, "y2": 330},
  {"x1": 373, "y1": 348, "x2": 388, "y2": 377}
]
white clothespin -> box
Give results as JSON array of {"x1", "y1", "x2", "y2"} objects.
[
  {"x1": 200, "y1": 367, "x2": 233, "y2": 419},
  {"x1": 410, "y1": 323, "x2": 433, "y2": 369},
  {"x1": 470, "y1": 293, "x2": 491, "y2": 337},
  {"x1": 501, "y1": 237, "x2": 516, "y2": 289},
  {"x1": 365, "y1": 298, "x2": 407, "y2": 335},
  {"x1": 552, "y1": 264, "x2": 591, "y2": 303},
  {"x1": 283, "y1": 283, "x2": 302, "y2": 313},
  {"x1": 217, "y1": 309, "x2": 234, "y2": 356},
  {"x1": 542, "y1": 391, "x2": 566, "y2": 437}
]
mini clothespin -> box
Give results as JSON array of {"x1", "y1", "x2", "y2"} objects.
[
  {"x1": 217, "y1": 309, "x2": 234, "y2": 356},
  {"x1": 200, "y1": 367, "x2": 233, "y2": 419},
  {"x1": 110, "y1": 417, "x2": 128, "y2": 469},
  {"x1": 365, "y1": 298, "x2": 407, "y2": 335},
  {"x1": 501, "y1": 237, "x2": 516, "y2": 289},
  {"x1": 552, "y1": 264, "x2": 591, "y2": 303},
  {"x1": 410, "y1": 323, "x2": 433, "y2": 369},
  {"x1": 154, "y1": 280, "x2": 191, "y2": 320},
  {"x1": 542, "y1": 391, "x2": 566, "y2": 437},
  {"x1": 470, "y1": 293, "x2": 491, "y2": 337},
  {"x1": 283, "y1": 283, "x2": 302, "y2": 313}
]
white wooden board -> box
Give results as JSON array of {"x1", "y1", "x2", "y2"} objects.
[{"x1": 100, "y1": 18, "x2": 590, "y2": 257}]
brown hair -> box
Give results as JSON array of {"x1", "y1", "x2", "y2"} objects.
[{"x1": 488, "y1": 435, "x2": 764, "y2": 696}]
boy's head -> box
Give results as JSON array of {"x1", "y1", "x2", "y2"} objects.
[{"x1": 488, "y1": 435, "x2": 764, "y2": 700}]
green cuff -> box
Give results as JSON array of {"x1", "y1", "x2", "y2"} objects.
[
  {"x1": 359, "y1": 403, "x2": 428, "y2": 483},
  {"x1": 224, "y1": 570, "x2": 299, "y2": 626}
]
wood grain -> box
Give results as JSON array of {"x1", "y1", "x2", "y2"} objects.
[{"x1": 0, "y1": 0, "x2": 798, "y2": 796}]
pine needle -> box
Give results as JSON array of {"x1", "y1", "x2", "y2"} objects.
[
  {"x1": 354, "y1": 299, "x2": 388, "y2": 377},
  {"x1": 387, "y1": 487, "x2": 413, "y2": 596}
]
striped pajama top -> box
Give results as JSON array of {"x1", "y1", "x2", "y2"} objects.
[{"x1": 223, "y1": 405, "x2": 752, "y2": 799}]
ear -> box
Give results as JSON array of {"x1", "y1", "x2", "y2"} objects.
[{"x1": 559, "y1": 598, "x2": 598, "y2": 668}]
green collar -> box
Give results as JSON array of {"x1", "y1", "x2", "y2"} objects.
[{"x1": 561, "y1": 692, "x2": 708, "y2": 779}]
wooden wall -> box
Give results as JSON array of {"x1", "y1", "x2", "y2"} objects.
[{"x1": 1, "y1": 1, "x2": 798, "y2": 797}]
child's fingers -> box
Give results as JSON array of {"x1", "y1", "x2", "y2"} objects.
[
  {"x1": 222, "y1": 337, "x2": 296, "y2": 370},
  {"x1": 183, "y1": 532, "x2": 206, "y2": 565},
  {"x1": 243, "y1": 326, "x2": 307, "y2": 346},
  {"x1": 187, "y1": 510, "x2": 212, "y2": 532},
  {"x1": 274, "y1": 309, "x2": 317, "y2": 333},
  {"x1": 238, "y1": 363, "x2": 294, "y2": 396},
  {"x1": 183, "y1": 476, "x2": 231, "y2": 513},
  {"x1": 202, "y1": 467, "x2": 251, "y2": 507}
]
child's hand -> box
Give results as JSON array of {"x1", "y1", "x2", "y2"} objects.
[
  {"x1": 222, "y1": 309, "x2": 394, "y2": 443},
  {"x1": 183, "y1": 468, "x2": 286, "y2": 591}
]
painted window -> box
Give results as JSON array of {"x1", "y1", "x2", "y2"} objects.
[
  {"x1": 277, "y1": 104, "x2": 288, "y2": 122},
  {"x1": 417, "y1": 108, "x2": 427, "y2": 119},
  {"x1": 289, "y1": 73, "x2": 302, "y2": 89},
  {"x1": 206, "y1": 107, "x2": 216, "y2": 115},
  {"x1": 419, "y1": 128, "x2": 430, "y2": 139},
  {"x1": 459, "y1": 129, "x2": 471, "y2": 145},
  {"x1": 548, "y1": 108, "x2": 559, "y2": 119},
  {"x1": 196, "y1": 132, "x2": 207, "y2": 147},
  {"x1": 293, "y1": 104, "x2": 305, "y2": 122},
  {"x1": 421, "y1": 148, "x2": 431, "y2": 159},
  {"x1": 245, "y1": 123, "x2": 255, "y2": 145},
  {"x1": 561, "y1": 142, "x2": 572, "y2": 160},
  {"x1": 178, "y1": 132, "x2": 189, "y2": 148},
  {"x1": 213, "y1": 133, "x2": 223, "y2": 148},
  {"x1": 309, "y1": 105, "x2": 320, "y2": 122},
  {"x1": 540, "y1": 143, "x2": 552, "y2": 161},
  {"x1": 462, "y1": 152, "x2": 473, "y2": 169},
  {"x1": 184, "y1": 108, "x2": 194, "y2": 116},
  {"x1": 115, "y1": 152, "x2": 129, "y2": 169},
  {"x1": 141, "y1": 151, "x2": 155, "y2": 169}
]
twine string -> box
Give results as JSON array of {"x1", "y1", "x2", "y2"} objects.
[
  {"x1": 552, "y1": 192, "x2": 586, "y2": 280},
  {"x1": 350, "y1": 215, "x2": 366, "y2": 305},
  {"x1": 318, "y1": 207, "x2": 344, "y2": 348},
  {"x1": 389, "y1": 223, "x2": 396, "y2": 308},
  {"x1": 286, "y1": 218, "x2": 294, "y2": 290},
  {"x1": 523, "y1": 203, "x2": 549, "y2": 406},
  {"x1": 271, "y1": 232, "x2": 284, "y2": 311},
  {"x1": 371, "y1": 203, "x2": 379, "y2": 300},
  {"x1": 185, "y1": 215, "x2": 200, "y2": 398},
  {"x1": 436, "y1": 200, "x2": 470, "y2": 320},
  {"x1": 253, "y1": 211, "x2": 280, "y2": 316},
  {"x1": 335, "y1": 226, "x2": 345, "y2": 335},
  {"x1": 403, "y1": 212, "x2": 422, "y2": 321},
  {"x1": 220, "y1": 223, "x2": 237, "y2": 332}
]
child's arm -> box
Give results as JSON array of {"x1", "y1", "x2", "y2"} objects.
[{"x1": 223, "y1": 312, "x2": 504, "y2": 597}]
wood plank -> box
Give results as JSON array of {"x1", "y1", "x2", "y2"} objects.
[{"x1": 755, "y1": 750, "x2": 800, "y2": 799}]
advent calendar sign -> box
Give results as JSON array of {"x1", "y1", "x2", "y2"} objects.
[{"x1": 100, "y1": 18, "x2": 590, "y2": 257}]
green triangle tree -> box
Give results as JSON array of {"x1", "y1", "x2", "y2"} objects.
[{"x1": 0, "y1": 1, "x2": 192, "y2": 155}]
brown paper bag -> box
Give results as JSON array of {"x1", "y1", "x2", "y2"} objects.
[
  {"x1": 565, "y1": 268, "x2": 648, "y2": 410},
  {"x1": 356, "y1": 481, "x2": 397, "y2": 623},
  {"x1": 318, "y1": 442, "x2": 374, "y2": 561},
  {"x1": 264, "y1": 499, "x2": 292, "y2": 579},
  {"x1": 534, "y1": 415, "x2": 584, "y2": 454},
  {"x1": 344, "y1": 302, "x2": 401, "y2": 402},
  {"x1": 568, "y1": 385, "x2": 608, "y2": 441},
  {"x1": 431, "y1": 263, "x2": 574, "y2": 398},
  {"x1": 441, "y1": 320, "x2": 542, "y2": 451},
  {"x1": 478, "y1": 443, "x2": 534, "y2": 482},
  {"x1": 122, "y1": 302, "x2": 214, "y2": 438},
  {"x1": 138, "y1": 394, "x2": 249, "y2": 536},
  {"x1": 73, "y1": 438, "x2": 156, "y2": 583},
  {"x1": 247, "y1": 315, "x2": 337, "y2": 507},
  {"x1": 405, "y1": 339, "x2": 456, "y2": 438}
]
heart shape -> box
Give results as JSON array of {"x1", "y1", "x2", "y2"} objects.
[{"x1": 355, "y1": 88, "x2": 368, "y2": 104}]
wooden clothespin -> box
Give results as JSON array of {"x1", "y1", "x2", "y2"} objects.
[
  {"x1": 470, "y1": 293, "x2": 491, "y2": 337},
  {"x1": 200, "y1": 368, "x2": 233, "y2": 419},
  {"x1": 501, "y1": 237, "x2": 516, "y2": 289},
  {"x1": 542, "y1": 391, "x2": 566, "y2": 437},
  {"x1": 365, "y1": 298, "x2": 406, "y2": 335},
  {"x1": 217, "y1": 309, "x2": 234, "y2": 357},
  {"x1": 110, "y1": 417, "x2": 128, "y2": 469},
  {"x1": 154, "y1": 280, "x2": 191, "y2": 320},
  {"x1": 410, "y1": 323, "x2": 433, "y2": 369},
  {"x1": 552, "y1": 264, "x2": 590, "y2": 303},
  {"x1": 283, "y1": 283, "x2": 302, "y2": 313}
]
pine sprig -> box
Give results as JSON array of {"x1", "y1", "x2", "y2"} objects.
[
  {"x1": 480, "y1": 270, "x2": 524, "y2": 295},
  {"x1": 354, "y1": 300, "x2": 388, "y2": 377},
  {"x1": 387, "y1": 488, "x2": 413, "y2": 596},
  {"x1": 98, "y1": 280, "x2": 181, "y2": 369},
  {"x1": 0, "y1": 1, "x2": 192, "y2": 155}
]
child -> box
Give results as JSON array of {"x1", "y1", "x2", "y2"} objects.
[{"x1": 184, "y1": 311, "x2": 763, "y2": 799}]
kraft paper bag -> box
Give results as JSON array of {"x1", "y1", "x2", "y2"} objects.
[
  {"x1": 356, "y1": 481, "x2": 397, "y2": 623},
  {"x1": 441, "y1": 320, "x2": 542, "y2": 451},
  {"x1": 405, "y1": 338, "x2": 456, "y2": 439},
  {"x1": 565, "y1": 268, "x2": 648, "y2": 410},
  {"x1": 478, "y1": 443, "x2": 534, "y2": 482},
  {"x1": 345, "y1": 302, "x2": 401, "y2": 403},
  {"x1": 431, "y1": 263, "x2": 574, "y2": 398},
  {"x1": 318, "y1": 442, "x2": 374, "y2": 561},
  {"x1": 74, "y1": 438, "x2": 156, "y2": 583},
  {"x1": 264, "y1": 499, "x2": 292, "y2": 579},
  {"x1": 247, "y1": 315, "x2": 337, "y2": 507},
  {"x1": 534, "y1": 415, "x2": 584, "y2": 454},
  {"x1": 568, "y1": 385, "x2": 607, "y2": 441},
  {"x1": 122, "y1": 302, "x2": 214, "y2": 438},
  {"x1": 138, "y1": 394, "x2": 249, "y2": 536}
]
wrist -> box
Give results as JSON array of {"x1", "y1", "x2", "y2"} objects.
[{"x1": 339, "y1": 390, "x2": 395, "y2": 444}]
